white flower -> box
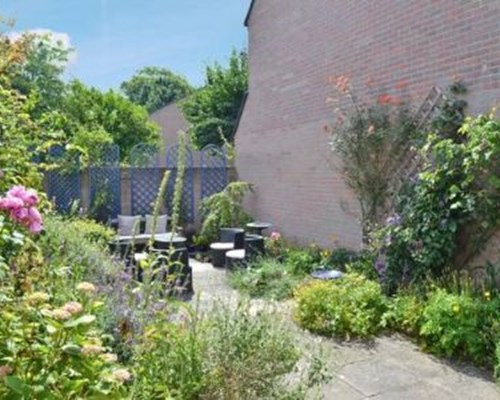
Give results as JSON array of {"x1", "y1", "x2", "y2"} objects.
[
  {"x1": 62, "y1": 301, "x2": 83, "y2": 315},
  {"x1": 110, "y1": 368, "x2": 132, "y2": 383},
  {"x1": 77, "y1": 282, "x2": 96, "y2": 294}
]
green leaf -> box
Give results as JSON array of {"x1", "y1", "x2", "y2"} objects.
[
  {"x1": 4, "y1": 376, "x2": 31, "y2": 396},
  {"x1": 62, "y1": 344, "x2": 82, "y2": 355},
  {"x1": 64, "y1": 314, "x2": 96, "y2": 328}
]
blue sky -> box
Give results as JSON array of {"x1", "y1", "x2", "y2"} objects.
[{"x1": 2, "y1": 0, "x2": 251, "y2": 89}]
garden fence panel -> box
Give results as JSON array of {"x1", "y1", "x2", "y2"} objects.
[
  {"x1": 46, "y1": 145, "x2": 81, "y2": 214},
  {"x1": 89, "y1": 144, "x2": 121, "y2": 220},
  {"x1": 200, "y1": 145, "x2": 228, "y2": 200},
  {"x1": 130, "y1": 143, "x2": 161, "y2": 216}
]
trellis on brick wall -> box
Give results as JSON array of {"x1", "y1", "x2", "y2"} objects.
[
  {"x1": 387, "y1": 86, "x2": 446, "y2": 207},
  {"x1": 166, "y1": 144, "x2": 195, "y2": 223},
  {"x1": 89, "y1": 144, "x2": 121, "y2": 219},
  {"x1": 130, "y1": 143, "x2": 161, "y2": 216},
  {"x1": 46, "y1": 145, "x2": 81, "y2": 213},
  {"x1": 200, "y1": 145, "x2": 228, "y2": 200}
]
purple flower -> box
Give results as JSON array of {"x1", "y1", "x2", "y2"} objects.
[{"x1": 386, "y1": 214, "x2": 402, "y2": 226}]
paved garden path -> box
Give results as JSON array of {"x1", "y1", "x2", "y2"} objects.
[{"x1": 190, "y1": 259, "x2": 500, "y2": 400}]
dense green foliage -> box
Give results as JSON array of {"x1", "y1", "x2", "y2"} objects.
[
  {"x1": 121, "y1": 67, "x2": 193, "y2": 113},
  {"x1": 1, "y1": 28, "x2": 159, "y2": 163},
  {"x1": 8, "y1": 33, "x2": 70, "y2": 117},
  {"x1": 61, "y1": 80, "x2": 160, "y2": 161},
  {"x1": 198, "y1": 181, "x2": 253, "y2": 245},
  {"x1": 379, "y1": 112, "x2": 500, "y2": 292},
  {"x1": 294, "y1": 274, "x2": 387, "y2": 339},
  {"x1": 181, "y1": 50, "x2": 248, "y2": 148},
  {"x1": 131, "y1": 301, "x2": 325, "y2": 399}
]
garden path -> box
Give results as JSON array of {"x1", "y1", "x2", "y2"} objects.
[{"x1": 190, "y1": 259, "x2": 500, "y2": 400}]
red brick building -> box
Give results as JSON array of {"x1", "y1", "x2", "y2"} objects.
[{"x1": 235, "y1": 0, "x2": 500, "y2": 249}]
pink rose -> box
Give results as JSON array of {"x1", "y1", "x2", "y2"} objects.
[
  {"x1": 7, "y1": 185, "x2": 27, "y2": 199},
  {"x1": 28, "y1": 220, "x2": 43, "y2": 234},
  {"x1": 0, "y1": 196, "x2": 24, "y2": 211},
  {"x1": 22, "y1": 189, "x2": 39, "y2": 207}
]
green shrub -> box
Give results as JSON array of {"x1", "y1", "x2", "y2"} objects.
[
  {"x1": 419, "y1": 289, "x2": 498, "y2": 366},
  {"x1": 199, "y1": 181, "x2": 253, "y2": 244},
  {"x1": 229, "y1": 258, "x2": 304, "y2": 300},
  {"x1": 345, "y1": 250, "x2": 379, "y2": 281},
  {"x1": 284, "y1": 246, "x2": 321, "y2": 275},
  {"x1": 381, "y1": 292, "x2": 424, "y2": 336},
  {"x1": 66, "y1": 218, "x2": 115, "y2": 246},
  {"x1": 131, "y1": 301, "x2": 327, "y2": 399},
  {"x1": 294, "y1": 273, "x2": 387, "y2": 339}
]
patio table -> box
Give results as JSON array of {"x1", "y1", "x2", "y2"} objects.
[{"x1": 246, "y1": 221, "x2": 272, "y2": 236}]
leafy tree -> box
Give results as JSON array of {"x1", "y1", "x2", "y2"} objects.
[
  {"x1": 181, "y1": 50, "x2": 248, "y2": 148},
  {"x1": 62, "y1": 80, "x2": 160, "y2": 162},
  {"x1": 121, "y1": 67, "x2": 193, "y2": 113},
  {"x1": 8, "y1": 32, "x2": 71, "y2": 117}
]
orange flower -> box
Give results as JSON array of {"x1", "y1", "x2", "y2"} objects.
[
  {"x1": 335, "y1": 75, "x2": 350, "y2": 93},
  {"x1": 377, "y1": 94, "x2": 392, "y2": 105}
]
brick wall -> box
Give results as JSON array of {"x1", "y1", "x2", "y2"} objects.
[
  {"x1": 150, "y1": 102, "x2": 188, "y2": 166},
  {"x1": 235, "y1": 0, "x2": 500, "y2": 249}
]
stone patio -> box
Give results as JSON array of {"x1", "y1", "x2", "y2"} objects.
[{"x1": 190, "y1": 259, "x2": 500, "y2": 400}]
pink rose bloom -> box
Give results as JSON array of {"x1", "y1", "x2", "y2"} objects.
[
  {"x1": 0, "y1": 196, "x2": 24, "y2": 211},
  {"x1": 270, "y1": 232, "x2": 281, "y2": 241},
  {"x1": 27, "y1": 207, "x2": 42, "y2": 223},
  {"x1": 11, "y1": 207, "x2": 29, "y2": 221},
  {"x1": 22, "y1": 189, "x2": 39, "y2": 207},
  {"x1": 7, "y1": 185, "x2": 28, "y2": 199},
  {"x1": 28, "y1": 220, "x2": 43, "y2": 234}
]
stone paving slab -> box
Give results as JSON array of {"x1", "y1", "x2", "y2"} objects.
[{"x1": 190, "y1": 259, "x2": 500, "y2": 400}]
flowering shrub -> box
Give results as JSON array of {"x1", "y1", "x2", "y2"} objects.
[
  {"x1": 378, "y1": 112, "x2": 500, "y2": 292},
  {"x1": 0, "y1": 185, "x2": 42, "y2": 233},
  {"x1": 0, "y1": 283, "x2": 128, "y2": 398},
  {"x1": 265, "y1": 231, "x2": 285, "y2": 258},
  {"x1": 329, "y1": 76, "x2": 417, "y2": 239}
]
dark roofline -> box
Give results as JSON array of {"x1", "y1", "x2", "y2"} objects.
[
  {"x1": 232, "y1": 91, "x2": 249, "y2": 137},
  {"x1": 244, "y1": 0, "x2": 256, "y2": 27}
]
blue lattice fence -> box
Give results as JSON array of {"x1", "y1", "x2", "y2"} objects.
[
  {"x1": 200, "y1": 145, "x2": 228, "y2": 200},
  {"x1": 166, "y1": 144, "x2": 195, "y2": 223},
  {"x1": 46, "y1": 145, "x2": 81, "y2": 213},
  {"x1": 131, "y1": 144, "x2": 161, "y2": 216},
  {"x1": 89, "y1": 144, "x2": 121, "y2": 220}
]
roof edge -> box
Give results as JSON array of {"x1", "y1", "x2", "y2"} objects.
[
  {"x1": 244, "y1": 0, "x2": 256, "y2": 27},
  {"x1": 232, "y1": 91, "x2": 249, "y2": 138}
]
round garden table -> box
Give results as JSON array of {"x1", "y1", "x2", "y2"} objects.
[
  {"x1": 153, "y1": 233, "x2": 187, "y2": 251},
  {"x1": 246, "y1": 221, "x2": 272, "y2": 236}
]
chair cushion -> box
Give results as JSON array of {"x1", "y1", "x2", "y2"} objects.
[
  {"x1": 210, "y1": 242, "x2": 234, "y2": 251},
  {"x1": 145, "y1": 214, "x2": 168, "y2": 234},
  {"x1": 226, "y1": 249, "x2": 245, "y2": 260},
  {"x1": 118, "y1": 215, "x2": 141, "y2": 236}
]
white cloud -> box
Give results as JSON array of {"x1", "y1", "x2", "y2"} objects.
[{"x1": 8, "y1": 28, "x2": 77, "y2": 64}]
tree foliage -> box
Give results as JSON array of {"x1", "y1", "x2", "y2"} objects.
[
  {"x1": 61, "y1": 81, "x2": 160, "y2": 162},
  {"x1": 121, "y1": 67, "x2": 193, "y2": 113},
  {"x1": 181, "y1": 50, "x2": 248, "y2": 148}
]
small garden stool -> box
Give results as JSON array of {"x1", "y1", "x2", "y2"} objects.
[
  {"x1": 225, "y1": 234, "x2": 265, "y2": 269},
  {"x1": 210, "y1": 228, "x2": 245, "y2": 268}
]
